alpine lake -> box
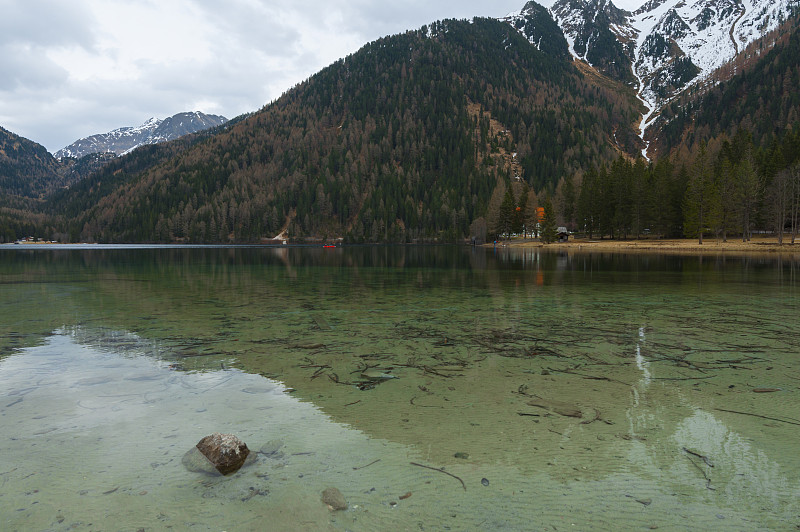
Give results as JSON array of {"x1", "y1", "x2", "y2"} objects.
[{"x1": 1, "y1": 244, "x2": 798, "y2": 531}]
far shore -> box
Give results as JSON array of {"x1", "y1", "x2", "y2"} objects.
[{"x1": 488, "y1": 236, "x2": 800, "y2": 256}]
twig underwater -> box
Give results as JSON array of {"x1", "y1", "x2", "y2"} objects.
[
  {"x1": 715, "y1": 408, "x2": 800, "y2": 426},
  {"x1": 410, "y1": 462, "x2": 467, "y2": 491}
]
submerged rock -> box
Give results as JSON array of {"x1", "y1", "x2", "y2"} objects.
[
  {"x1": 321, "y1": 487, "x2": 348, "y2": 511},
  {"x1": 360, "y1": 369, "x2": 397, "y2": 381},
  {"x1": 194, "y1": 433, "x2": 250, "y2": 476},
  {"x1": 258, "y1": 439, "x2": 284, "y2": 458},
  {"x1": 526, "y1": 397, "x2": 600, "y2": 423},
  {"x1": 182, "y1": 447, "x2": 218, "y2": 475}
]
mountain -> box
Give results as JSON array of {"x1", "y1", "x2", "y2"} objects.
[
  {"x1": 653, "y1": 14, "x2": 800, "y2": 154},
  {"x1": 629, "y1": 0, "x2": 797, "y2": 135},
  {"x1": 508, "y1": 0, "x2": 798, "y2": 152},
  {"x1": 0, "y1": 126, "x2": 63, "y2": 201},
  {"x1": 5, "y1": 3, "x2": 799, "y2": 245},
  {"x1": 54, "y1": 111, "x2": 228, "y2": 159},
  {"x1": 43, "y1": 16, "x2": 642, "y2": 244},
  {"x1": 548, "y1": 0, "x2": 636, "y2": 84}
]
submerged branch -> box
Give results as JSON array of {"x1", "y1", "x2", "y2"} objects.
[
  {"x1": 683, "y1": 449, "x2": 715, "y2": 490},
  {"x1": 715, "y1": 408, "x2": 800, "y2": 426},
  {"x1": 410, "y1": 462, "x2": 466, "y2": 491},
  {"x1": 683, "y1": 447, "x2": 713, "y2": 467},
  {"x1": 353, "y1": 459, "x2": 380, "y2": 470}
]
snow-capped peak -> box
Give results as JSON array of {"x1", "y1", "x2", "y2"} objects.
[{"x1": 55, "y1": 112, "x2": 228, "y2": 160}]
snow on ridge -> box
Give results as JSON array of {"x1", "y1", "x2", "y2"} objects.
[
  {"x1": 632, "y1": 0, "x2": 794, "y2": 89},
  {"x1": 55, "y1": 112, "x2": 227, "y2": 159},
  {"x1": 626, "y1": 0, "x2": 794, "y2": 148},
  {"x1": 551, "y1": 10, "x2": 585, "y2": 62}
]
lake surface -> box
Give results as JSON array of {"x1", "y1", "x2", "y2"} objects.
[{"x1": 1, "y1": 245, "x2": 799, "y2": 531}]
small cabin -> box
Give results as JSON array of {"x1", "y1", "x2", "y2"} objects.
[{"x1": 557, "y1": 227, "x2": 569, "y2": 243}]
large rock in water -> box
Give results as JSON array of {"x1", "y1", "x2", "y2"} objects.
[{"x1": 195, "y1": 433, "x2": 250, "y2": 475}]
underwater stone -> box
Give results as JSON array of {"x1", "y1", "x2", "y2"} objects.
[
  {"x1": 181, "y1": 447, "x2": 218, "y2": 475},
  {"x1": 258, "y1": 439, "x2": 284, "y2": 458},
  {"x1": 321, "y1": 487, "x2": 348, "y2": 511},
  {"x1": 195, "y1": 433, "x2": 250, "y2": 476},
  {"x1": 360, "y1": 369, "x2": 396, "y2": 380}
]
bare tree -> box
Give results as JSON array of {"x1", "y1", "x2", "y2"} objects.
[
  {"x1": 486, "y1": 179, "x2": 507, "y2": 240},
  {"x1": 790, "y1": 163, "x2": 800, "y2": 244},
  {"x1": 735, "y1": 151, "x2": 762, "y2": 242},
  {"x1": 771, "y1": 168, "x2": 790, "y2": 245}
]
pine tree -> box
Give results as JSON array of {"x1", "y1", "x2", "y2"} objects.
[
  {"x1": 498, "y1": 188, "x2": 516, "y2": 239},
  {"x1": 683, "y1": 143, "x2": 721, "y2": 244}
]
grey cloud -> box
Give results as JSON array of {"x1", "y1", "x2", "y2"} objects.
[
  {"x1": 0, "y1": 0, "x2": 96, "y2": 49},
  {"x1": 0, "y1": 44, "x2": 69, "y2": 91}
]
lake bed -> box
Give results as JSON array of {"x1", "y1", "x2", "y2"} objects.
[{"x1": 1, "y1": 246, "x2": 798, "y2": 530}]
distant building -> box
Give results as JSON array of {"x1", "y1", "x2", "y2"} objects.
[{"x1": 557, "y1": 227, "x2": 569, "y2": 243}]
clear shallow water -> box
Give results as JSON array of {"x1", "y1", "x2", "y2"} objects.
[{"x1": 1, "y1": 245, "x2": 799, "y2": 531}]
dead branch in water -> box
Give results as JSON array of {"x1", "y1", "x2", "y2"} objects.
[
  {"x1": 683, "y1": 447, "x2": 713, "y2": 467},
  {"x1": 715, "y1": 408, "x2": 800, "y2": 426},
  {"x1": 684, "y1": 450, "x2": 715, "y2": 490},
  {"x1": 410, "y1": 462, "x2": 466, "y2": 491},
  {"x1": 353, "y1": 459, "x2": 380, "y2": 470}
]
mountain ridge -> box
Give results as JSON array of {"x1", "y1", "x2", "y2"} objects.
[{"x1": 54, "y1": 111, "x2": 228, "y2": 160}]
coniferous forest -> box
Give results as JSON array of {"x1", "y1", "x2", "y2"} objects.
[{"x1": 1, "y1": 15, "x2": 800, "y2": 245}]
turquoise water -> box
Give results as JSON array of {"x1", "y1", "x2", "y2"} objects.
[{"x1": 1, "y1": 245, "x2": 798, "y2": 530}]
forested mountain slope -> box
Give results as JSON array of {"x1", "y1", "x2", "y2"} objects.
[
  {"x1": 46, "y1": 17, "x2": 642, "y2": 243},
  {"x1": 0, "y1": 127, "x2": 63, "y2": 202}
]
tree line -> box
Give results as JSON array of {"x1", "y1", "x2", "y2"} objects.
[{"x1": 480, "y1": 126, "x2": 800, "y2": 244}]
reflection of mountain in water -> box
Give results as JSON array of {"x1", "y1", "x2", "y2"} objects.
[{"x1": 625, "y1": 326, "x2": 800, "y2": 522}]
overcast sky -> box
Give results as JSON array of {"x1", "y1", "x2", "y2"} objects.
[{"x1": 1, "y1": 0, "x2": 643, "y2": 153}]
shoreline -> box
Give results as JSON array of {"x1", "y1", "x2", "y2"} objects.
[{"x1": 489, "y1": 236, "x2": 800, "y2": 256}]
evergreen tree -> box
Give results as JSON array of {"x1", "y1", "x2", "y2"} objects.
[
  {"x1": 683, "y1": 143, "x2": 721, "y2": 244},
  {"x1": 733, "y1": 141, "x2": 762, "y2": 241},
  {"x1": 560, "y1": 174, "x2": 577, "y2": 231},
  {"x1": 513, "y1": 185, "x2": 528, "y2": 236},
  {"x1": 498, "y1": 188, "x2": 516, "y2": 239}
]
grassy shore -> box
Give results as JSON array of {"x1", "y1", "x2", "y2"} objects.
[{"x1": 492, "y1": 236, "x2": 800, "y2": 255}]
